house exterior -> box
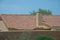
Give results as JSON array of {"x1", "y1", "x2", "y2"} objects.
[{"x1": 0, "y1": 13, "x2": 60, "y2": 31}]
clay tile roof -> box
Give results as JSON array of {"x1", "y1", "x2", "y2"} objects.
[
  {"x1": 1, "y1": 14, "x2": 36, "y2": 29},
  {"x1": 43, "y1": 15, "x2": 60, "y2": 27},
  {"x1": 1, "y1": 14, "x2": 60, "y2": 30}
]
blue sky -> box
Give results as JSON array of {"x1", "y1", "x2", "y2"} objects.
[{"x1": 0, "y1": 0, "x2": 60, "y2": 15}]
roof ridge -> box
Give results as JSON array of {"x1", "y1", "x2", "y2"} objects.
[{"x1": 1, "y1": 14, "x2": 36, "y2": 16}]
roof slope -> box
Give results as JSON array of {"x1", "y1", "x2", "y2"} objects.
[
  {"x1": 1, "y1": 14, "x2": 60, "y2": 30},
  {"x1": 43, "y1": 15, "x2": 60, "y2": 27},
  {"x1": 1, "y1": 14, "x2": 36, "y2": 29}
]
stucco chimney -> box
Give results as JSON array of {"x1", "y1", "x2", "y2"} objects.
[{"x1": 36, "y1": 12, "x2": 43, "y2": 27}]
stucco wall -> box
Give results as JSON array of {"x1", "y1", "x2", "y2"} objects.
[{"x1": 0, "y1": 21, "x2": 8, "y2": 31}]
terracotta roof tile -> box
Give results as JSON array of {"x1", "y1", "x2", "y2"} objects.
[
  {"x1": 1, "y1": 14, "x2": 60, "y2": 29},
  {"x1": 43, "y1": 15, "x2": 60, "y2": 27},
  {"x1": 1, "y1": 14, "x2": 36, "y2": 29}
]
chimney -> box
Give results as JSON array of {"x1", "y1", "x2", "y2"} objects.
[{"x1": 36, "y1": 12, "x2": 43, "y2": 27}]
